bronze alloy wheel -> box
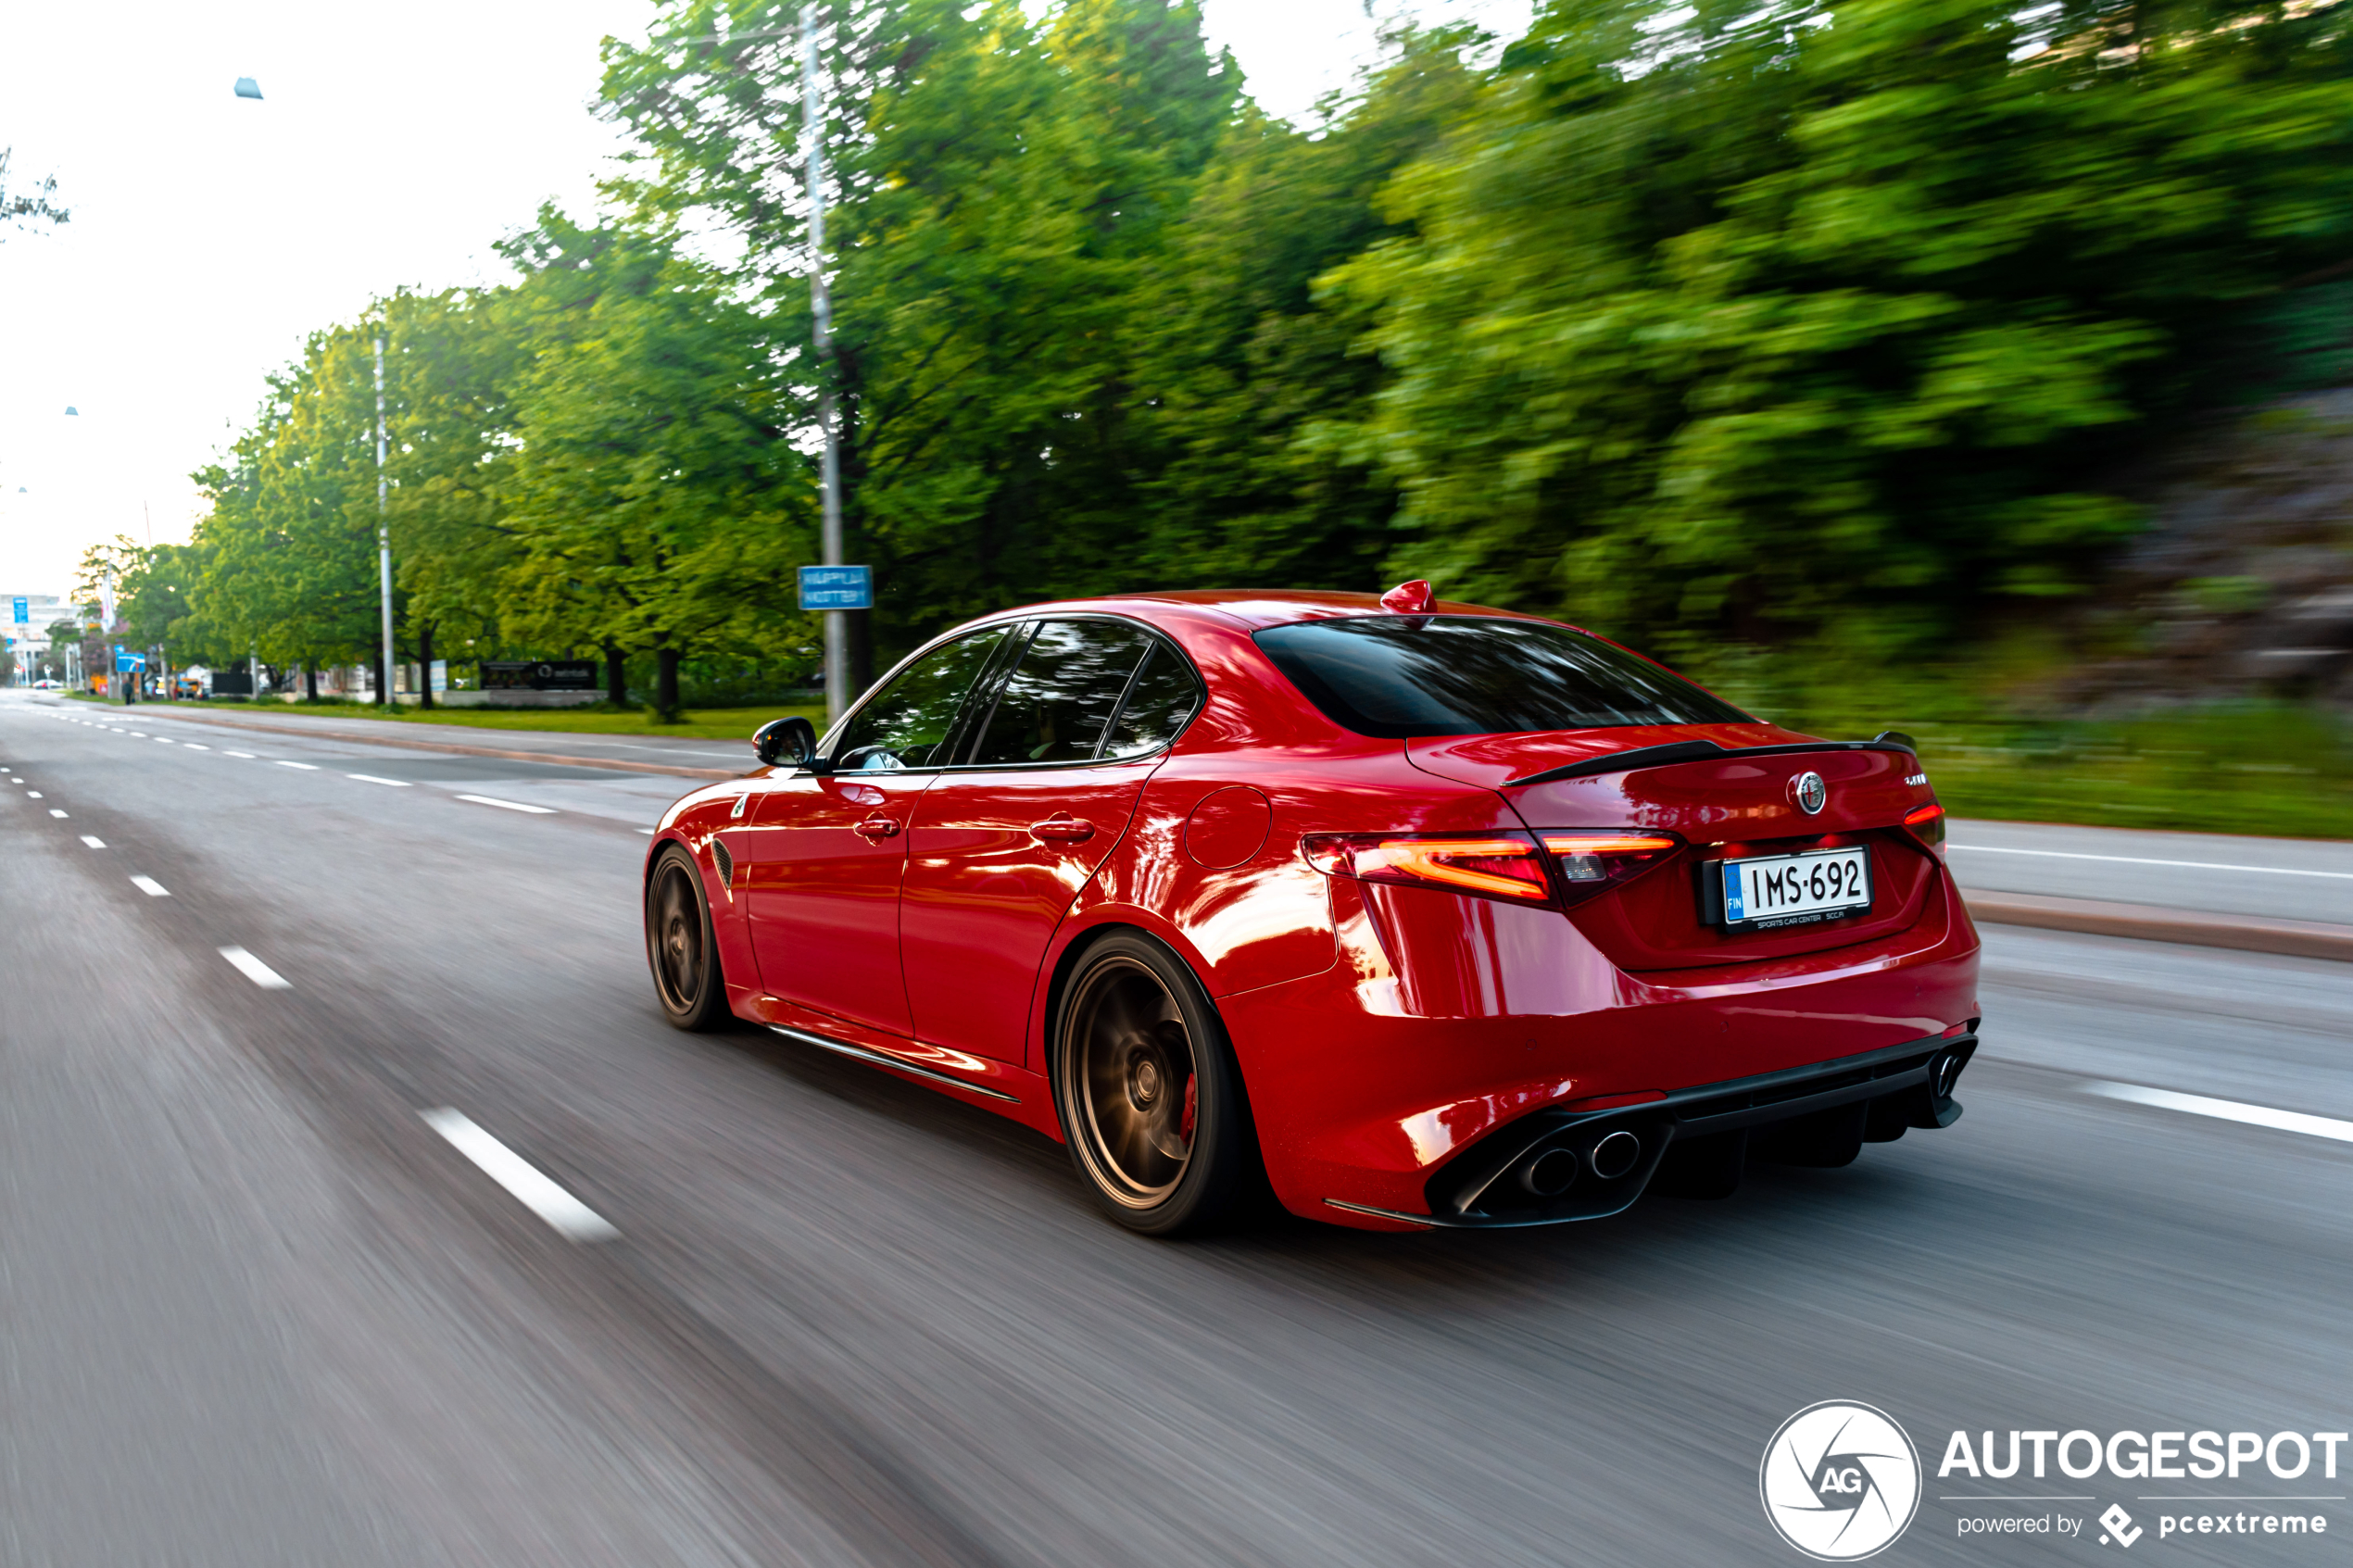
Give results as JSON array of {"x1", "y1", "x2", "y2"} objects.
[
  {"x1": 646, "y1": 847, "x2": 726, "y2": 1030},
  {"x1": 1053, "y1": 934, "x2": 1255, "y2": 1234}
]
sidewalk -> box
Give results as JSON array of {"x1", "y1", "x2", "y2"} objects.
[{"x1": 1947, "y1": 819, "x2": 2353, "y2": 961}]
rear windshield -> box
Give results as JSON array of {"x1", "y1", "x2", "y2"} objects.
[{"x1": 1253, "y1": 616, "x2": 1750, "y2": 738}]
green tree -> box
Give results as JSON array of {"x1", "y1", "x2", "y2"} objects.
[
  {"x1": 1126, "y1": 30, "x2": 1479, "y2": 589},
  {"x1": 494, "y1": 213, "x2": 814, "y2": 715},
  {"x1": 1334, "y1": 0, "x2": 2353, "y2": 645}
]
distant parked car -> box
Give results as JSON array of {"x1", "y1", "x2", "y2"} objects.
[{"x1": 31, "y1": 678, "x2": 61, "y2": 689}]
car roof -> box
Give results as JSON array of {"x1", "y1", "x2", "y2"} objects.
[{"x1": 981, "y1": 588, "x2": 1558, "y2": 633}]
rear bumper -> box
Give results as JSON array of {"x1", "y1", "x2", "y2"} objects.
[
  {"x1": 1326, "y1": 1032, "x2": 1977, "y2": 1230},
  {"x1": 1219, "y1": 871, "x2": 1982, "y2": 1229}
]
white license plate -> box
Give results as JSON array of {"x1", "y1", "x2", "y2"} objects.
[{"x1": 1718, "y1": 847, "x2": 1872, "y2": 930}]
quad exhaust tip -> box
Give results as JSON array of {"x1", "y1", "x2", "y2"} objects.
[
  {"x1": 1518, "y1": 1148, "x2": 1580, "y2": 1197},
  {"x1": 1590, "y1": 1129, "x2": 1642, "y2": 1180}
]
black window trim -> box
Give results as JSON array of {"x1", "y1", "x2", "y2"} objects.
[
  {"x1": 813, "y1": 620, "x2": 1024, "y2": 775},
  {"x1": 812, "y1": 612, "x2": 1206, "y2": 777}
]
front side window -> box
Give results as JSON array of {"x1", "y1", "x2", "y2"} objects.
[
  {"x1": 833, "y1": 627, "x2": 1010, "y2": 771},
  {"x1": 968, "y1": 619, "x2": 1157, "y2": 765},
  {"x1": 1253, "y1": 616, "x2": 1750, "y2": 739}
]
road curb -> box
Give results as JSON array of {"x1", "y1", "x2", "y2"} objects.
[
  {"x1": 1964, "y1": 889, "x2": 2353, "y2": 963},
  {"x1": 88, "y1": 705, "x2": 745, "y2": 782}
]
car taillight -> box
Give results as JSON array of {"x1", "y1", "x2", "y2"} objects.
[
  {"x1": 1301, "y1": 830, "x2": 1683, "y2": 909},
  {"x1": 1302, "y1": 833, "x2": 1553, "y2": 904},
  {"x1": 1902, "y1": 801, "x2": 1946, "y2": 854},
  {"x1": 1539, "y1": 833, "x2": 1681, "y2": 907}
]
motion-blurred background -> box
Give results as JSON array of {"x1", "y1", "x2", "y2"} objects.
[{"x1": 8, "y1": 0, "x2": 2351, "y2": 834}]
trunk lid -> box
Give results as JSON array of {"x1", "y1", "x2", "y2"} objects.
[{"x1": 1407, "y1": 726, "x2": 1944, "y2": 971}]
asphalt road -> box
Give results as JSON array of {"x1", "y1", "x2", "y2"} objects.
[{"x1": 5, "y1": 690, "x2": 2349, "y2": 1567}]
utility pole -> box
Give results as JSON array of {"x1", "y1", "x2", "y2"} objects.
[
  {"x1": 802, "y1": 3, "x2": 854, "y2": 724},
  {"x1": 376, "y1": 334, "x2": 394, "y2": 708}
]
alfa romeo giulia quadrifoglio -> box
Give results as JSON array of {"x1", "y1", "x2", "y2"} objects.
[{"x1": 642, "y1": 583, "x2": 1981, "y2": 1235}]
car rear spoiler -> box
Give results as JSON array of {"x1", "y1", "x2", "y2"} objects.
[{"x1": 1507, "y1": 732, "x2": 1918, "y2": 788}]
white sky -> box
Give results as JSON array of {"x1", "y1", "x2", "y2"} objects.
[{"x1": 0, "y1": 0, "x2": 1530, "y2": 599}]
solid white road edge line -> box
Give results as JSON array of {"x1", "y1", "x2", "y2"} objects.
[
  {"x1": 80, "y1": 835, "x2": 104, "y2": 848},
  {"x1": 218, "y1": 946, "x2": 291, "y2": 989},
  {"x1": 2085, "y1": 1082, "x2": 2353, "y2": 1145},
  {"x1": 346, "y1": 773, "x2": 411, "y2": 786},
  {"x1": 419, "y1": 1109, "x2": 619, "y2": 1242},
  {"x1": 456, "y1": 794, "x2": 556, "y2": 814},
  {"x1": 130, "y1": 875, "x2": 170, "y2": 897},
  {"x1": 274, "y1": 760, "x2": 320, "y2": 771},
  {"x1": 1954, "y1": 844, "x2": 2353, "y2": 881}
]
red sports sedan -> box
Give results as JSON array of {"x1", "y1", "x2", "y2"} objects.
[{"x1": 643, "y1": 584, "x2": 1981, "y2": 1235}]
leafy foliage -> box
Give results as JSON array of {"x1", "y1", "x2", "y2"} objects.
[{"x1": 130, "y1": 0, "x2": 2353, "y2": 698}]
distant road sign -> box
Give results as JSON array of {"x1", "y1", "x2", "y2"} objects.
[
  {"x1": 10, "y1": 596, "x2": 25, "y2": 624},
  {"x1": 115, "y1": 650, "x2": 145, "y2": 673},
  {"x1": 798, "y1": 565, "x2": 873, "y2": 611}
]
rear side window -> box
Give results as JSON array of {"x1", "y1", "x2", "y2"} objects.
[
  {"x1": 834, "y1": 627, "x2": 1010, "y2": 770},
  {"x1": 969, "y1": 620, "x2": 1156, "y2": 764},
  {"x1": 1253, "y1": 616, "x2": 1749, "y2": 738},
  {"x1": 1101, "y1": 644, "x2": 1205, "y2": 759}
]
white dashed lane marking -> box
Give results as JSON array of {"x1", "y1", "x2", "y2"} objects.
[
  {"x1": 47, "y1": 809, "x2": 66, "y2": 819},
  {"x1": 346, "y1": 773, "x2": 411, "y2": 787},
  {"x1": 130, "y1": 875, "x2": 170, "y2": 897},
  {"x1": 457, "y1": 794, "x2": 556, "y2": 815},
  {"x1": 80, "y1": 835, "x2": 105, "y2": 848},
  {"x1": 274, "y1": 760, "x2": 320, "y2": 771},
  {"x1": 2086, "y1": 1082, "x2": 2353, "y2": 1145},
  {"x1": 224, "y1": 751, "x2": 256, "y2": 759},
  {"x1": 183, "y1": 743, "x2": 210, "y2": 750},
  {"x1": 421, "y1": 1109, "x2": 618, "y2": 1242},
  {"x1": 218, "y1": 947, "x2": 291, "y2": 989},
  {"x1": 27, "y1": 791, "x2": 42, "y2": 798}
]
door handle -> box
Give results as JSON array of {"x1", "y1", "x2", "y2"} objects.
[
  {"x1": 1029, "y1": 814, "x2": 1095, "y2": 844},
  {"x1": 855, "y1": 815, "x2": 901, "y2": 840}
]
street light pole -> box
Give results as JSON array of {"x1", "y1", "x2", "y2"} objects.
[
  {"x1": 376, "y1": 334, "x2": 394, "y2": 708},
  {"x1": 801, "y1": 3, "x2": 851, "y2": 725}
]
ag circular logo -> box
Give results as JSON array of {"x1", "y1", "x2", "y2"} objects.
[
  {"x1": 1760, "y1": 1400, "x2": 1920, "y2": 1560},
  {"x1": 1792, "y1": 771, "x2": 1829, "y2": 814}
]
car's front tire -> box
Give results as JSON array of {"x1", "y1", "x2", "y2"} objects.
[
  {"x1": 1051, "y1": 932, "x2": 1257, "y2": 1236},
  {"x1": 646, "y1": 845, "x2": 728, "y2": 1031}
]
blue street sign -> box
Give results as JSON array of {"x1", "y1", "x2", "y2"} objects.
[
  {"x1": 10, "y1": 596, "x2": 25, "y2": 624},
  {"x1": 798, "y1": 564, "x2": 873, "y2": 611},
  {"x1": 115, "y1": 647, "x2": 145, "y2": 673}
]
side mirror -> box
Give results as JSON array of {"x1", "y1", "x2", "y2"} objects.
[{"x1": 753, "y1": 715, "x2": 828, "y2": 772}]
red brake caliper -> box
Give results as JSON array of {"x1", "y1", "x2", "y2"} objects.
[{"x1": 1180, "y1": 1074, "x2": 1197, "y2": 1144}]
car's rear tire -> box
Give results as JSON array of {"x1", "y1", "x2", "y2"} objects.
[
  {"x1": 1052, "y1": 933, "x2": 1256, "y2": 1236},
  {"x1": 646, "y1": 845, "x2": 728, "y2": 1031}
]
